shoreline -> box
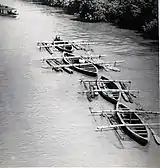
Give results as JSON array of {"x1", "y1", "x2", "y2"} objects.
[{"x1": 31, "y1": 0, "x2": 158, "y2": 40}]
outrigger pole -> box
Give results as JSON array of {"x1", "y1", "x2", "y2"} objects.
[
  {"x1": 96, "y1": 123, "x2": 160, "y2": 130},
  {"x1": 43, "y1": 55, "x2": 103, "y2": 59},
  {"x1": 89, "y1": 107, "x2": 160, "y2": 115},
  {"x1": 79, "y1": 89, "x2": 140, "y2": 94},
  {"x1": 79, "y1": 79, "x2": 131, "y2": 83},
  {"x1": 37, "y1": 42, "x2": 97, "y2": 48},
  {"x1": 49, "y1": 61, "x2": 124, "y2": 69}
]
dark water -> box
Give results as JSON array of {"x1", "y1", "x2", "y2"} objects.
[{"x1": 0, "y1": 0, "x2": 159, "y2": 167}]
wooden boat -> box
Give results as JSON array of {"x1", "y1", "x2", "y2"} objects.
[
  {"x1": 96, "y1": 76, "x2": 120, "y2": 104},
  {"x1": 114, "y1": 103, "x2": 150, "y2": 146},
  {"x1": 63, "y1": 52, "x2": 98, "y2": 77},
  {"x1": 53, "y1": 40, "x2": 74, "y2": 53},
  {"x1": 46, "y1": 59, "x2": 63, "y2": 72},
  {"x1": 46, "y1": 58, "x2": 73, "y2": 74},
  {"x1": 0, "y1": 5, "x2": 18, "y2": 17}
]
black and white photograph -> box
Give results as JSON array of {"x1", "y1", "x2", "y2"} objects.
[{"x1": 0, "y1": 0, "x2": 159, "y2": 167}]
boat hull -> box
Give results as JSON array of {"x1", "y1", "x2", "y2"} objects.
[
  {"x1": 55, "y1": 45, "x2": 73, "y2": 53},
  {"x1": 63, "y1": 53, "x2": 98, "y2": 77},
  {"x1": 0, "y1": 12, "x2": 18, "y2": 17},
  {"x1": 53, "y1": 40, "x2": 73, "y2": 53},
  {"x1": 115, "y1": 103, "x2": 150, "y2": 146},
  {"x1": 97, "y1": 76, "x2": 119, "y2": 104}
]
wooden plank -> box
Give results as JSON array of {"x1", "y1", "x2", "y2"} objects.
[
  {"x1": 80, "y1": 79, "x2": 131, "y2": 83},
  {"x1": 89, "y1": 109, "x2": 160, "y2": 114},
  {"x1": 45, "y1": 55, "x2": 102, "y2": 59},
  {"x1": 80, "y1": 89, "x2": 139, "y2": 93},
  {"x1": 97, "y1": 123, "x2": 160, "y2": 130},
  {"x1": 37, "y1": 41, "x2": 97, "y2": 47},
  {"x1": 123, "y1": 119, "x2": 140, "y2": 121},
  {"x1": 52, "y1": 61, "x2": 125, "y2": 68},
  {"x1": 52, "y1": 62, "x2": 93, "y2": 68}
]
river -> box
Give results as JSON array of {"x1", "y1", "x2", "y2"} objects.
[{"x1": 0, "y1": 0, "x2": 159, "y2": 167}]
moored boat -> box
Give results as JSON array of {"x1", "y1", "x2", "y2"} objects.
[
  {"x1": 114, "y1": 103, "x2": 150, "y2": 146},
  {"x1": 52, "y1": 36, "x2": 73, "y2": 53},
  {"x1": 96, "y1": 76, "x2": 120, "y2": 104},
  {"x1": 46, "y1": 58, "x2": 73, "y2": 74},
  {"x1": 0, "y1": 5, "x2": 18, "y2": 17},
  {"x1": 46, "y1": 59, "x2": 63, "y2": 72},
  {"x1": 63, "y1": 52, "x2": 98, "y2": 77}
]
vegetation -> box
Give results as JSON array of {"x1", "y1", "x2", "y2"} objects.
[{"x1": 33, "y1": 0, "x2": 158, "y2": 39}]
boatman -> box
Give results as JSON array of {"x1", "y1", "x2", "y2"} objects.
[{"x1": 54, "y1": 35, "x2": 61, "y2": 41}]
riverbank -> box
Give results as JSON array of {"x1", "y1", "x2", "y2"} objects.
[{"x1": 32, "y1": 0, "x2": 158, "y2": 40}]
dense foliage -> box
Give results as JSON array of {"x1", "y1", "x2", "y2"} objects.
[{"x1": 33, "y1": 0, "x2": 158, "y2": 39}]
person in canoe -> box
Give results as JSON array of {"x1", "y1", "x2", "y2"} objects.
[{"x1": 54, "y1": 35, "x2": 61, "y2": 41}]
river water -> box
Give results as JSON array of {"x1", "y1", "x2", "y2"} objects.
[{"x1": 0, "y1": 0, "x2": 159, "y2": 167}]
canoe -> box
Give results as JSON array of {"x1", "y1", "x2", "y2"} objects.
[
  {"x1": 0, "y1": 5, "x2": 18, "y2": 17},
  {"x1": 97, "y1": 76, "x2": 120, "y2": 104},
  {"x1": 119, "y1": 81, "x2": 133, "y2": 103},
  {"x1": 46, "y1": 59, "x2": 73, "y2": 74},
  {"x1": 53, "y1": 40, "x2": 74, "y2": 53},
  {"x1": 63, "y1": 52, "x2": 98, "y2": 77},
  {"x1": 46, "y1": 59, "x2": 63, "y2": 72},
  {"x1": 114, "y1": 103, "x2": 150, "y2": 146}
]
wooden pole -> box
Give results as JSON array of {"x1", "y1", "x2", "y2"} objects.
[
  {"x1": 79, "y1": 79, "x2": 131, "y2": 83},
  {"x1": 45, "y1": 55, "x2": 102, "y2": 59},
  {"x1": 80, "y1": 89, "x2": 140, "y2": 93},
  {"x1": 97, "y1": 123, "x2": 160, "y2": 130},
  {"x1": 90, "y1": 109, "x2": 160, "y2": 115},
  {"x1": 52, "y1": 62, "x2": 93, "y2": 68}
]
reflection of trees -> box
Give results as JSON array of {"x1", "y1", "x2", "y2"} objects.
[{"x1": 24, "y1": 0, "x2": 158, "y2": 39}]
